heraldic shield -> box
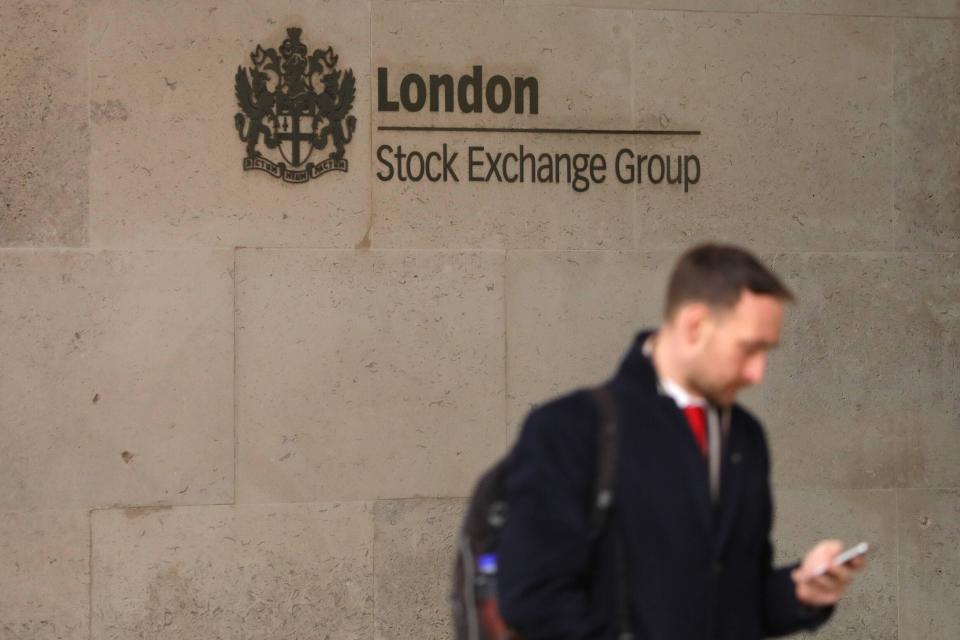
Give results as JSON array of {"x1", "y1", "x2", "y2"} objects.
[{"x1": 234, "y1": 27, "x2": 357, "y2": 184}]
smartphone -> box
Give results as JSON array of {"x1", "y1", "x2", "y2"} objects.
[{"x1": 810, "y1": 542, "x2": 869, "y2": 577}]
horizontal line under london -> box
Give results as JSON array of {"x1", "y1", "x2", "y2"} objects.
[{"x1": 377, "y1": 126, "x2": 702, "y2": 136}]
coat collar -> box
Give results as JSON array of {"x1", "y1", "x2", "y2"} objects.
[{"x1": 613, "y1": 329, "x2": 662, "y2": 398}]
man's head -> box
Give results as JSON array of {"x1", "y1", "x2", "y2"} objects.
[{"x1": 656, "y1": 243, "x2": 794, "y2": 407}]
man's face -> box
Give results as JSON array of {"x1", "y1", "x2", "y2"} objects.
[{"x1": 688, "y1": 290, "x2": 785, "y2": 407}]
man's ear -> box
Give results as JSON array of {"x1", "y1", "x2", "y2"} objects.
[{"x1": 676, "y1": 302, "x2": 711, "y2": 348}]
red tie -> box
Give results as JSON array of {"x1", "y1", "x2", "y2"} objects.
[{"x1": 682, "y1": 405, "x2": 708, "y2": 458}]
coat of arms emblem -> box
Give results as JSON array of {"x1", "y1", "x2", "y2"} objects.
[{"x1": 234, "y1": 27, "x2": 357, "y2": 183}]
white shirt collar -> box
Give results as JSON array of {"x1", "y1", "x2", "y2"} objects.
[{"x1": 658, "y1": 375, "x2": 708, "y2": 409}]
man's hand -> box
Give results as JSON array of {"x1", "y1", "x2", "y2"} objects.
[{"x1": 791, "y1": 539, "x2": 867, "y2": 607}]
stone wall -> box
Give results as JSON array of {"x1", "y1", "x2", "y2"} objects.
[{"x1": 1, "y1": 1, "x2": 958, "y2": 638}]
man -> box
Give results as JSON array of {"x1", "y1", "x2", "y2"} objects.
[{"x1": 498, "y1": 243, "x2": 865, "y2": 639}]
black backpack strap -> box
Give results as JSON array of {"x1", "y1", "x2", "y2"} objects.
[
  {"x1": 589, "y1": 386, "x2": 618, "y2": 538},
  {"x1": 588, "y1": 386, "x2": 634, "y2": 640}
]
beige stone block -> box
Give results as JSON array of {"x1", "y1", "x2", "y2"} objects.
[
  {"x1": 373, "y1": 499, "x2": 467, "y2": 640},
  {"x1": 91, "y1": 502, "x2": 373, "y2": 639},
  {"x1": 0, "y1": 1, "x2": 88, "y2": 247},
  {"x1": 761, "y1": 0, "x2": 960, "y2": 17},
  {"x1": 0, "y1": 250, "x2": 234, "y2": 510},
  {"x1": 504, "y1": 1, "x2": 759, "y2": 11},
  {"x1": 761, "y1": 253, "x2": 960, "y2": 490},
  {"x1": 505, "y1": 250, "x2": 674, "y2": 435},
  {"x1": 370, "y1": 3, "x2": 635, "y2": 249},
  {"x1": 0, "y1": 510, "x2": 89, "y2": 640},
  {"x1": 504, "y1": 249, "x2": 769, "y2": 439},
  {"x1": 898, "y1": 489, "x2": 960, "y2": 640},
  {"x1": 893, "y1": 18, "x2": 960, "y2": 251},
  {"x1": 772, "y1": 489, "x2": 897, "y2": 640},
  {"x1": 632, "y1": 12, "x2": 893, "y2": 252},
  {"x1": 89, "y1": 0, "x2": 371, "y2": 248},
  {"x1": 236, "y1": 249, "x2": 505, "y2": 502}
]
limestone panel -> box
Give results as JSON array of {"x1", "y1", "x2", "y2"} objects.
[
  {"x1": 0, "y1": 510, "x2": 89, "y2": 640},
  {"x1": 761, "y1": 0, "x2": 960, "y2": 17},
  {"x1": 91, "y1": 502, "x2": 373, "y2": 639},
  {"x1": 236, "y1": 249, "x2": 505, "y2": 502},
  {"x1": 373, "y1": 499, "x2": 466, "y2": 640},
  {"x1": 505, "y1": 248, "x2": 777, "y2": 438},
  {"x1": 761, "y1": 253, "x2": 960, "y2": 490},
  {"x1": 504, "y1": 1, "x2": 759, "y2": 11},
  {"x1": 0, "y1": 1, "x2": 88, "y2": 247},
  {"x1": 88, "y1": 0, "x2": 371, "y2": 248},
  {"x1": 898, "y1": 489, "x2": 960, "y2": 640},
  {"x1": 370, "y1": 3, "x2": 635, "y2": 249},
  {"x1": 772, "y1": 489, "x2": 897, "y2": 640},
  {"x1": 632, "y1": 12, "x2": 893, "y2": 252},
  {"x1": 893, "y1": 18, "x2": 960, "y2": 251},
  {"x1": 0, "y1": 250, "x2": 234, "y2": 510},
  {"x1": 506, "y1": 251, "x2": 672, "y2": 435}
]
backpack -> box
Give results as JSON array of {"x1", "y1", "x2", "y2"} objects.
[{"x1": 450, "y1": 386, "x2": 634, "y2": 640}]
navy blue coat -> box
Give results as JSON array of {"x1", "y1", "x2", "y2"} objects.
[{"x1": 498, "y1": 330, "x2": 833, "y2": 639}]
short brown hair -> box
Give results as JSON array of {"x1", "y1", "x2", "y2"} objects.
[{"x1": 664, "y1": 243, "x2": 794, "y2": 319}]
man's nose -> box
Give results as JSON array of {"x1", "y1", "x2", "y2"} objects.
[{"x1": 743, "y1": 353, "x2": 767, "y2": 385}]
